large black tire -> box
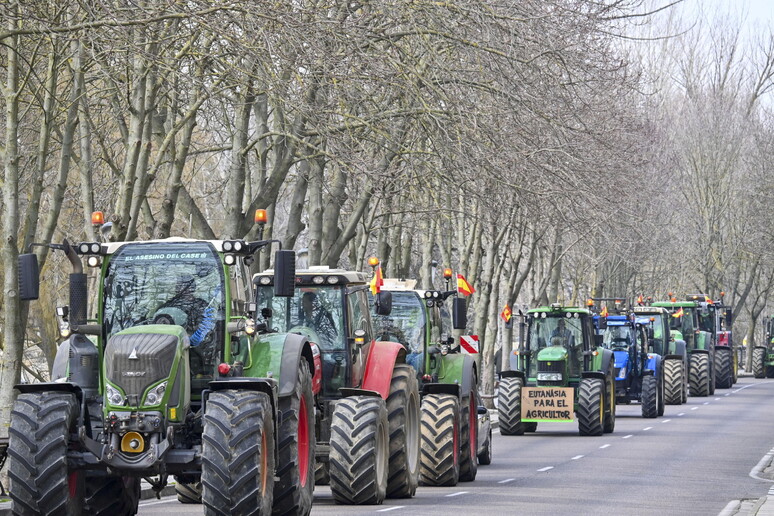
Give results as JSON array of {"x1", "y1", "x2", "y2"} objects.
[
  {"x1": 419, "y1": 394, "x2": 461, "y2": 486},
  {"x1": 524, "y1": 422, "x2": 538, "y2": 432},
  {"x1": 314, "y1": 463, "x2": 329, "y2": 486},
  {"x1": 766, "y1": 365, "x2": 774, "y2": 379},
  {"x1": 8, "y1": 392, "x2": 84, "y2": 516},
  {"x1": 477, "y1": 425, "x2": 492, "y2": 466},
  {"x1": 603, "y1": 367, "x2": 616, "y2": 434},
  {"x1": 577, "y1": 378, "x2": 604, "y2": 436},
  {"x1": 202, "y1": 390, "x2": 275, "y2": 516},
  {"x1": 715, "y1": 348, "x2": 733, "y2": 389},
  {"x1": 753, "y1": 348, "x2": 766, "y2": 378},
  {"x1": 85, "y1": 475, "x2": 140, "y2": 515},
  {"x1": 641, "y1": 375, "x2": 658, "y2": 418},
  {"x1": 689, "y1": 353, "x2": 711, "y2": 397},
  {"x1": 176, "y1": 481, "x2": 202, "y2": 504},
  {"x1": 273, "y1": 361, "x2": 315, "y2": 516},
  {"x1": 386, "y1": 364, "x2": 420, "y2": 498},
  {"x1": 681, "y1": 359, "x2": 688, "y2": 403},
  {"x1": 657, "y1": 371, "x2": 665, "y2": 417},
  {"x1": 459, "y1": 390, "x2": 479, "y2": 482},
  {"x1": 497, "y1": 377, "x2": 524, "y2": 435},
  {"x1": 663, "y1": 359, "x2": 684, "y2": 405},
  {"x1": 329, "y1": 396, "x2": 389, "y2": 505}
]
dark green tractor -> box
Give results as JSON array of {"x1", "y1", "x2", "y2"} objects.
[
  {"x1": 498, "y1": 305, "x2": 616, "y2": 436},
  {"x1": 7, "y1": 227, "x2": 318, "y2": 516},
  {"x1": 752, "y1": 315, "x2": 774, "y2": 378}
]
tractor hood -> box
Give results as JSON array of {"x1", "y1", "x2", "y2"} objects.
[
  {"x1": 613, "y1": 350, "x2": 629, "y2": 370},
  {"x1": 537, "y1": 346, "x2": 569, "y2": 362}
]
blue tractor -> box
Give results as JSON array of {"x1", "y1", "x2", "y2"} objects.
[{"x1": 602, "y1": 314, "x2": 664, "y2": 418}]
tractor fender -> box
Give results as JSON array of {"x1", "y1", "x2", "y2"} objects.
[
  {"x1": 460, "y1": 354, "x2": 478, "y2": 400},
  {"x1": 645, "y1": 354, "x2": 661, "y2": 375},
  {"x1": 15, "y1": 381, "x2": 83, "y2": 400},
  {"x1": 664, "y1": 339, "x2": 687, "y2": 361},
  {"x1": 690, "y1": 348, "x2": 710, "y2": 356},
  {"x1": 422, "y1": 382, "x2": 461, "y2": 397},
  {"x1": 600, "y1": 348, "x2": 614, "y2": 376},
  {"x1": 499, "y1": 369, "x2": 525, "y2": 381},
  {"x1": 277, "y1": 332, "x2": 320, "y2": 397},
  {"x1": 361, "y1": 340, "x2": 406, "y2": 399}
]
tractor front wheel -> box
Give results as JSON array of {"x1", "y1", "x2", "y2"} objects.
[
  {"x1": 753, "y1": 347, "x2": 766, "y2": 378},
  {"x1": 175, "y1": 481, "x2": 202, "y2": 504},
  {"x1": 577, "y1": 379, "x2": 604, "y2": 436},
  {"x1": 329, "y1": 396, "x2": 389, "y2": 505},
  {"x1": 641, "y1": 375, "x2": 658, "y2": 418},
  {"x1": 274, "y1": 361, "x2": 315, "y2": 516},
  {"x1": 477, "y1": 425, "x2": 492, "y2": 466},
  {"x1": 715, "y1": 348, "x2": 733, "y2": 389},
  {"x1": 419, "y1": 394, "x2": 461, "y2": 486},
  {"x1": 8, "y1": 392, "x2": 84, "y2": 516},
  {"x1": 689, "y1": 353, "x2": 711, "y2": 397},
  {"x1": 202, "y1": 390, "x2": 275, "y2": 515},
  {"x1": 663, "y1": 359, "x2": 684, "y2": 405},
  {"x1": 85, "y1": 475, "x2": 141, "y2": 515},
  {"x1": 497, "y1": 377, "x2": 524, "y2": 435},
  {"x1": 386, "y1": 364, "x2": 420, "y2": 498}
]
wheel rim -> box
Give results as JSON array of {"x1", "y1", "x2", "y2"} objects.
[
  {"x1": 260, "y1": 426, "x2": 269, "y2": 496},
  {"x1": 298, "y1": 394, "x2": 310, "y2": 487},
  {"x1": 407, "y1": 392, "x2": 419, "y2": 471},
  {"x1": 453, "y1": 417, "x2": 459, "y2": 466},
  {"x1": 376, "y1": 416, "x2": 388, "y2": 487}
]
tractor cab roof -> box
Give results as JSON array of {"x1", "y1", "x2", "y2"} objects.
[
  {"x1": 381, "y1": 278, "x2": 418, "y2": 290},
  {"x1": 75, "y1": 237, "x2": 261, "y2": 256},
  {"x1": 528, "y1": 305, "x2": 591, "y2": 316},
  {"x1": 652, "y1": 301, "x2": 700, "y2": 309},
  {"x1": 632, "y1": 306, "x2": 669, "y2": 315},
  {"x1": 255, "y1": 266, "x2": 367, "y2": 286},
  {"x1": 605, "y1": 315, "x2": 631, "y2": 326}
]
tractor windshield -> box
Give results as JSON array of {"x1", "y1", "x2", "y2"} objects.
[
  {"x1": 257, "y1": 285, "x2": 345, "y2": 351},
  {"x1": 603, "y1": 325, "x2": 634, "y2": 351},
  {"x1": 527, "y1": 314, "x2": 583, "y2": 377},
  {"x1": 102, "y1": 242, "x2": 226, "y2": 377},
  {"x1": 371, "y1": 291, "x2": 425, "y2": 354}
]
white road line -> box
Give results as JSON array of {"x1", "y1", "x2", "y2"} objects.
[
  {"x1": 537, "y1": 466, "x2": 554, "y2": 472},
  {"x1": 445, "y1": 492, "x2": 469, "y2": 497},
  {"x1": 725, "y1": 393, "x2": 731, "y2": 397},
  {"x1": 139, "y1": 499, "x2": 176, "y2": 507},
  {"x1": 498, "y1": 478, "x2": 515, "y2": 484},
  {"x1": 571, "y1": 455, "x2": 584, "y2": 460},
  {"x1": 600, "y1": 444, "x2": 611, "y2": 449},
  {"x1": 714, "y1": 398, "x2": 721, "y2": 401},
  {"x1": 661, "y1": 419, "x2": 671, "y2": 423},
  {"x1": 678, "y1": 413, "x2": 685, "y2": 416},
  {"x1": 703, "y1": 402, "x2": 710, "y2": 405},
  {"x1": 718, "y1": 500, "x2": 740, "y2": 516},
  {"x1": 622, "y1": 434, "x2": 633, "y2": 439},
  {"x1": 691, "y1": 407, "x2": 699, "y2": 410},
  {"x1": 749, "y1": 446, "x2": 774, "y2": 482},
  {"x1": 643, "y1": 427, "x2": 653, "y2": 431},
  {"x1": 377, "y1": 507, "x2": 405, "y2": 512},
  {"x1": 733, "y1": 383, "x2": 761, "y2": 393}
]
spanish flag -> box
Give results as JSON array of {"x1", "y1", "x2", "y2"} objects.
[
  {"x1": 705, "y1": 296, "x2": 712, "y2": 303},
  {"x1": 637, "y1": 294, "x2": 644, "y2": 305},
  {"x1": 500, "y1": 304, "x2": 512, "y2": 322},
  {"x1": 369, "y1": 265, "x2": 384, "y2": 295},
  {"x1": 457, "y1": 274, "x2": 475, "y2": 296},
  {"x1": 600, "y1": 306, "x2": 609, "y2": 317},
  {"x1": 672, "y1": 307, "x2": 685, "y2": 318}
]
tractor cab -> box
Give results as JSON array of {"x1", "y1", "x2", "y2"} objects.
[
  {"x1": 602, "y1": 315, "x2": 657, "y2": 402},
  {"x1": 254, "y1": 267, "x2": 383, "y2": 398}
]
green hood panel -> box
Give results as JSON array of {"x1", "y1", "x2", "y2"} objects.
[
  {"x1": 116, "y1": 324, "x2": 188, "y2": 341},
  {"x1": 537, "y1": 346, "x2": 569, "y2": 362},
  {"x1": 245, "y1": 333, "x2": 288, "y2": 378},
  {"x1": 437, "y1": 353, "x2": 465, "y2": 384}
]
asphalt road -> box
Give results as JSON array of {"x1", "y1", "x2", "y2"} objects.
[{"x1": 137, "y1": 376, "x2": 774, "y2": 516}]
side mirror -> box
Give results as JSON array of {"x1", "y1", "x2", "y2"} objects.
[
  {"x1": 273, "y1": 250, "x2": 295, "y2": 297},
  {"x1": 453, "y1": 297, "x2": 467, "y2": 330},
  {"x1": 725, "y1": 310, "x2": 732, "y2": 329},
  {"x1": 375, "y1": 291, "x2": 392, "y2": 316},
  {"x1": 19, "y1": 253, "x2": 40, "y2": 300}
]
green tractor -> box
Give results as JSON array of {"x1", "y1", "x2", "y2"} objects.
[
  {"x1": 632, "y1": 306, "x2": 689, "y2": 405},
  {"x1": 652, "y1": 298, "x2": 716, "y2": 395},
  {"x1": 369, "y1": 278, "x2": 489, "y2": 487},
  {"x1": 498, "y1": 305, "x2": 616, "y2": 436},
  {"x1": 751, "y1": 315, "x2": 774, "y2": 378},
  {"x1": 253, "y1": 266, "x2": 420, "y2": 504},
  {"x1": 8, "y1": 227, "x2": 319, "y2": 515}
]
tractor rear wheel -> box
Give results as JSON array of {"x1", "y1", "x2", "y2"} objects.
[
  {"x1": 689, "y1": 353, "x2": 711, "y2": 396},
  {"x1": 477, "y1": 425, "x2": 492, "y2": 466},
  {"x1": 419, "y1": 394, "x2": 461, "y2": 486},
  {"x1": 641, "y1": 375, "x2": 658, "y2": 418},
  {"x1": 386, "y1": 364, "x2": 420, "y2": 498},
  {"x1": 85, "y1": 475, "x2": 140, "y2": 515},
  {"x1": 459, "y1": 390, "x2": 479, "y2": 482},
  {"x1": 663, "y1": 359, "x2": 683, "y2": 405},
  {"x1": 715, "y1": 348, "x2": 733, "y2": 389},
  {"x1": 175, "y1": 481, "x2": 202, "y2": 504},
  {"x1": 753, "y1": 347, "x2": 766, "y2": 378},
  {"x1": 8, "y1": 392, "x2": 84, "y2": 516},
  {"x1": 497, "y1": 377, "x2": 524, "y2": 435},
  {"x1": 274, "y1": 361, "x2": 315, "y2": 516},
  {"x1": 577, "y1": 378, "x2": 604, "y2": 436},
  {"x1": 202, "y1": 390, "x2": 275, "y2": 515},
  {"x1": 329, "y1": 396, "x2": 389, "y2": 505}
]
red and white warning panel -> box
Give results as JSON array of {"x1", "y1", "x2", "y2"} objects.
[{"x1": 460, "y1": 334, "x2": 479, "y2": 354}]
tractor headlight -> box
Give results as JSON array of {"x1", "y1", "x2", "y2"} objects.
[
  {"x1": 144, "y1": 381, "x2": 168, "y2": 406},
  {"x1": 106, "y1": 384, "x2": 126, "y2": 406},
  {"x1": 537, "y1": 372, "x2": 562, "y2": 381}
]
